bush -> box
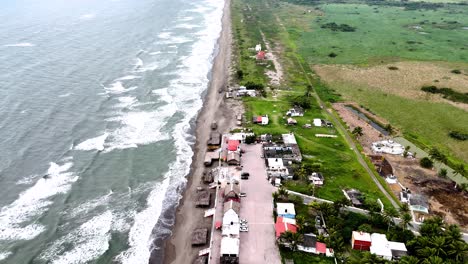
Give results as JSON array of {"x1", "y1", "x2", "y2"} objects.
[
  {"x1": 451, "y1": 69, "x2": 462, "y2": 74},
  {"x1": 438, "y1": 168, "x2": 448, "y2": 178},
  {"x1": 321, "y1": 22, "x2": 356, "y2": 32},
  {"x1": 328, "y1": 52, "x2": 337, "y2": 58},
  {"x1": 236, "y1": 69, "x2": 244, "y2": 80},
  {"x1": 245, "y1": 135, "x2": 256, "y2": 144},
  {"x1": 449, "y1": 131, "x2": 468, "y2": 141},
  {"x1": 388, "y1": 66, "x2": 399, "y2": 70},
  {"x1": 420, "y1": 157, "x2": 434, "y2": 169}
]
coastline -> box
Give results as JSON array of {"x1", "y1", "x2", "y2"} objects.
[{"x1": 160, "y1": 0, "x2": 238, "y2": 262}]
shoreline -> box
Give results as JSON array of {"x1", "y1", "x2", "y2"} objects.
[{"x1": 159, "y1": 0, "x2": 238, "y2": 262}]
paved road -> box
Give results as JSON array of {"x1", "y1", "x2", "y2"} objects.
[{"x1": 288, "y1": 190, "x2": 468, "y2": 243}]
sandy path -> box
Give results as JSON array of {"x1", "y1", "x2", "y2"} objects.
[{"x1": 161, "y1": 0, "x2": 241, "y2": 263}]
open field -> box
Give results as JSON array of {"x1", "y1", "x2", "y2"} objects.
[{"x1": 294, "y1": 2, "x2": 468, "y2": 65}]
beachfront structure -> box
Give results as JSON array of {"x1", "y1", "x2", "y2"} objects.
[
  {"x1": 308, "y1": 172, "x2": 324, "y2": 187},
  {"x1": 224, "y1": 183, "x2": 240, "y2": 202},
  {"x1": 275, "y1": 216, "x2": 298, "y2": 239},
  {"x1": 313, "y1": 118, "x2": 322, "y2": 127},
  {"x1": 192, "y1": 228, "x2": 208, "y2": 246},
  {"x1": 220, "y1": 237, "x2": 240, "y2": 264},
  {"x1": 351, "y1": 231, "x2": 372, "y2": 251},
  {"x1": 371, "y1": 140, "x2": 405, "y2": 155},
  {"x1": 227, "y1": 152, "x2": 240, "y2": 166},
  {"x1": 223, "y1": 200, "x2": 241, "y2": 237},
  {"x1": 207, "y1": 131, "x2": 221, "y2": 150},
  {"x1": 227, "y1": 139, "x2": 240, "y2": 152},
  {"x1": 409, "y1": 194, "x2": 429, "y2": 214},
  {"x1": 276, "y1": 203, "x2": 296, "y2": 219}
]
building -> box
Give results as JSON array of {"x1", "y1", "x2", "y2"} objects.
[
  {"x1": 286, "y1": 107, "x2": 304, "y2": 117},
  {"x1": 192, "y1": 228, "x2": 208, "y2": 246},
  {"x1": 227, "y1": 152, "x2": 241, "y2": 166},
  {"x1": 282, "y1": 133, "x2": 297, "y2": 145},
  {"x1": 207, "y1": 132, "x2": 221, "y2": 150},
  {"x1": 256, "y1": 50, "x2": 266, "y2": 60},
  {"x1": 224, "y1": 183, "x2": 240, "y2": 202},
  {"x1": 309, "y1": 172, "x2": 324, "y2": 186},
  {"x1": 298, "y1": 233, "x2": 317, "y2": 253},
  {"x1": 275, "y1": 216, "x2": 297, "y2": 239},
  {"x1": 267, "y1": 158, "x2": 289, "y2": 178},
  {"x1": 345, "y1": 189, "x2": 364, "y2": 207},
  {"x1": 220, "y1": 237, "x2": 239, "y2": 264},
  {"x1": 388, "y1": 241, "x2": 408, "y2": 260},
  {"x1": 227, "y1": 139, "x2": 240, "y2": 152},
  {"x1": 195, "y1": 190, "x2": 211, "y2": 208},
  {"x1": 370, "y1": 233, "x2": 392, "y2": 260},
  {"x1": 255, "y1": 44, "x2": 261, "y2": 52},
  {"x1": 351, "y1": 231, "x2": 372, "y2": 251},
  {"x1": 277, "y1": 203, "x2": 296, "y2": 219},
  {"x1": 223, "y1": 200, "x2": 241, "y2": 237},
  {"x1": 287, "y1": 118, "x2": 297, "y2": 125},
  {"x1": 313, "y1": 118, "x2": 322, "y2": 127},
  {"x1": 409, "y1": 194, "x2": 429, "y2": 214}
]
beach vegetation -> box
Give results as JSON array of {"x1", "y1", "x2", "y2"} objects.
[{"x1": 420, "y1": 157, "x2": 434, "y2": 169}]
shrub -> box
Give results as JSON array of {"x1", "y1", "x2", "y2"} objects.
[
  {"x1": 451, "y1": 69, "x2": 462, "y2": 74},
  {"x1": 388, "y1": 66, "x2": 399, "y2": 70},
  {"x1": 328, "y1": 52, "x2": 337, "y2": 58},
  {"x1": 448, "y1": 131, "x2": 468, "y2": 141},
  {"x1": 420, "y1": 157, "x2": 433, "y2": 169},
  {"x1": 438, "y1": 168, "x2": 448, "y2": 178}
]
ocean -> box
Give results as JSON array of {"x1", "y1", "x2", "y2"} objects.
[{"x1": 0, "y1": 0, "x2": 224, "y2": 263}]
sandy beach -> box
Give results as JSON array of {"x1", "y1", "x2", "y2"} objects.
[{"x1": 161, "y1": 0, "x2": 240, "y2": 262}]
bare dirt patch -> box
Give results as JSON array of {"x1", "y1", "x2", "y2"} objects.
[
  {"x1": 333, "y1": 103, "x2": 468, "y2": 229},
  {"x1": 261, "y1": 31, "x2": 284, "y2": 86},
  {"x1": 316, "y1": 61, "x2": 468, "y2": 110}
]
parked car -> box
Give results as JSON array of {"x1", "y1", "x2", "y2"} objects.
[
  {"x1": 240, "y1": 226, "x2": 249, "y2": 232},
  {"x1": 241, "y1": 172, "x2": 249, "y2": 179},
  {"x1": 240, "y1": 192, "x2": 247, "y2": 197}
]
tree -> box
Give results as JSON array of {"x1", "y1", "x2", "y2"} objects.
[
  {"x1": 272, "y1": 191, "x2": 279, "y2": 203},
  {"x1": 333, "y1": 196, "x2": 351, "y2": 213},
  {"x1": 296, "y1": 215, "x2": 305, "y2": 233},
  {"x1": 236, "y1": 69, "x2": 243, "y2": 80},
  {"x1": 352, "y1": 126, "x2": 364, "y2": 138},
  {"x1": 399, "y1": 256, "x2": 420, "y2": 264},
  {"x1": 419, "y1": 216, "x2": 444, "y2": 237},
  {"x1": 420, "y1": 157, "x2": 434, "y2": 169},
  {"x1": 453, "y1": 163, "x2": 466, "y2": 178},
  {"x1": 438, "y1": 168, "x2": 448, "y2": 178},
  {"x1": 401, "y1": 213, "x2": 413, "y2": 230},
  {"x1": 400, "y1": 203, "x2": 411, "y2": 214},
  {"x1": 429, "y1": 147, "x2": 447, "y2": 164},
  {"x1": 421, "y1": 256, "x2": 444, "y2": 264},
  {"x1": 277, "y1": 186, "x2": 289, "y2": 201},
  {"x1": 279, "y1": 231, "x2": 302, "y2": 251},
  {"x1": 305, "y1": 84, "x2": 313, "y2": 97},
  {"x1": 384, "y1": 124, "x2": 394, "y2": 134},
  {"x1": 382, "y1": 207, "x2": 398, "y2": 232},
  {"x1": 357, "y1": 223, "x2": 372, "y2": 233}
]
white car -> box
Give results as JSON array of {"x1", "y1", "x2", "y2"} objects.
[{"x1": 240, "y1": 227, "x2": 249, "y2": 232}]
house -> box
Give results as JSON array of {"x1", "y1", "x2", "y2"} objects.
[
  {"x1": 313, "y1": 118, "x2": 322, "y2": 127},
  {"x1": 370, "y1": 233, "x2": 392, "y2": 260},
  {"x1": 316, "y1": 242, "x2": 327, "y2": 255},
  {"x1": 227, "y1": 139, "x2": 240, "y2": 152},
  {"x1": 260, "y1": 134, "x2": 273, "y2": 142},
  {"x1": 227, "y1": 152, "x2": 241, "y2": 166},
  {"x1": 400, "y1": 190, "x2": 410, "y2": 203},
  {"x1": 252, "y1": 115, "x2": 269, "y2": 125},
  {"x1": 287, "y1": 118, "x2": 297, "y2": 125},
  {"x1": 286, "y1": 107, "x2": 304, "y2": 117},
  {"x1": 345, "y1": 189, "x2": 364, "y2": 207},
  {"x1": 308, "y1": 172, "x2": 324, "y2": 186},
  {"x1": 224, "y1": 183, "x2": 240, "y2": 202},
  {"x1": 298, "y1": 233, "x2": 317, "y2": 253},
  {"x1": 220, "y1": 237, "x2": 239, "y2": 264},
  {"x1": 351, "y1": 231, "x2": 372, "y2": 251},
  {"x1": 409, "y1": 194, "x2": 429, "y2": 214},
  {"x1": 256, "y1": 50, "x2": 266, "y2": 60},
  {"x1": 223, "y1": 200, "x2": 241, "y2": 237},
  {"x1": 277, "y1": 203, "x2": 296, "y2": 219},
  {"x1": 282, "y1": 133, "x2": 297, "y2": 145},
  {"x1": 266, "y1": 158, "x2": 289, "y2": 178},
  {"x1": 275, "y1": 216, "x2": 298, "y2": 239},
  {"x1": 204, "y1": 151, "x2": 219, "y2": 166},
  {"x1": 195, "y1": 190, "x2": 211, "y2": 208},
  {"x1": 388, "y1": 241, "x2": 408, "y2": 260},
  {"x1": 207, "y1": 132, "x2": 221, "y2": 150},
  {"x1": 192, "y1": 228, "x2": 208, "y2": 246},
  {"x1": 255, "y1": 44, "x2": 262, "y2": 52},
  {"x1": 236, "y1": 89, "x2": 256, "y2": 97}
]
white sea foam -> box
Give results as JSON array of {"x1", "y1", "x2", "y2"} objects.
[
  {"x1": 41, "y1": 211, "x2": 113, "y2": 264},
  {"x1": 79, "y1": 13, "x2": 96, "y2": 20},
  {"x1": 58, "y1": 92, "x2": 73, "y2": 98},
  {"x1": 75, "y1": 133, "x2": 109, "y2": 151},
  {"x1": 0, "y1": 160, "x2": 78, "y2": 240},
  {"x1": 103, "y1": 81, "x2": 137, "y2": 94},
  {"x1": 134, "y1": 58, "x2": 143, "y2": 68},
  {"x1": 174, "y1": 23, "x2": 200, "y2": 29},
  {"x1": 157, "y1": 32, "x2": 171, "y2": 39},
  {"x1": 0, "y1": 252, "x2": 11, "y2": 261},
  {"x1": 66, "y1": 191, "x2": 113, "y2": 219},
  {"x1": 116, "y1": 178, "x2": 171, "y2": 263},
  {"x1": 16, "y1": 174, "x2": 40, "y2": 185},
  {"x1": 114, "y1": 96, "x2": 138, "y2": 109},
  {"x1": 116, "y1": 75, "x2": 141, "y2": 81},
  {"x1": 3, "y1": 42, "x2": 35, "y2": 47},
  {"x1": 117, "y1": 0, "x2": 224, "y2": 261}
]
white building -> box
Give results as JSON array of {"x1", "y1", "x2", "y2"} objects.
[
  {"x1": 370, "y1": 233, "x2": 393, "y2": 260},
  {"x1": 313, "y1": 118, "x2": 322, "y2": 127},
  {"x1": 282, "y1": 133, "x2": 298, "y2": 145},
  {"x1": 267, "y1": 158, "x2": 289, "y2": 178},
  {"x1": 221, "y1": 237, "x2": 240, "y2": 257},
  {"x1": 309, "y1": 172, "x2": 324, "y2": 186},
  {"x1": 261, "y1": 115, "x2": 269, "y2": 125},
  {"x1": 277, "y1": 203, "x2": 296, "y2": 219},
  {"x1": 255, "y1": 44, "x2": 262, "y2": 52}
]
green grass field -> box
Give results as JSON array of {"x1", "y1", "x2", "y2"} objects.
[{"x1": 297, "y1": 3, "x2": 468, "y2": 65}]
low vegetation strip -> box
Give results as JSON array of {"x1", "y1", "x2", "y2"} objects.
[{"x1": 421, "y1": 85, "x2": 468, "y2": 104}]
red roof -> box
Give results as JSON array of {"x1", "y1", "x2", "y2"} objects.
[
  {"x1": 227, "y1": 140, "x2": 240, "y2": 151},
  {"x1": 215, "y1": 221, "x2": 222, "y2": 229},
  {"x1": 275, "y1": 217, "x2": 297, "y2": 238},
  {"x1": 256, "y1": 116, "x2": 262, "y2": 123},
  {"x1": 316, "y1": 242, "x2": 327, "y2": 254},
  {"x1": 256, "y1": 51, "x2": 266, "y2": 60}
]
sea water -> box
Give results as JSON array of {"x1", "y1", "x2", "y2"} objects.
[{"x1": 0, "y1": 0, "x2": 224, "y2": 262}]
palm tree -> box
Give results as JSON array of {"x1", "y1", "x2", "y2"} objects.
[
  {"x1": 421, "y1": 256, "x2": 444, "y2": 264},
  {"x1": 447, "y1": 240, "x2": 468, "y2": 262},
  {"x1": 352, "y1": 126, "x2": 363, "y2": 138},
  {"x1": 382, "y1": 207, "x2": 398, "y2": 232},
  {"x1": 277, "y1": 186, "x2": 288, "y2": 201},
  {"x1": 272, "y1": 191, "x2": 279, "y2": 203},
  {"x1": 333, "y1": 196, "x2": 351, "y2": 213},
  {"x1": 429, "y1": 236, "x2": 447, "y2": 258},
  {"x1": 429, "y1": 147, "x2": 447, "y2": 164},
  {"x1": 453, "y1": 163, "x2": 466, "y2": 178},
  {"x1": 401, "y1": 213, "x2": 413, "y2": 230},
  {"x1": 400, "y1": 203, "x2": 410, "y2": 214},
  {"x1": 289, "y1": 232, "x2": 303, "y2": 251},
  {"x1": 295, "y1": 215, "x2": 305, "y2": 233}
]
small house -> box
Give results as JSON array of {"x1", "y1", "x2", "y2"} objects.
[
  {"x1": 313, "y1": 119, "x2": 322, "y2": 127},
  {"x1": 195, "y1": 190, "x2": 211, "y2": 208},
  {"x1": 409, "y1": 194, "x2": 429, "y2": 214},
  {"x1": 207, "y1": 132, "x2": 221, "y2": 150},
  {"x1": 388, "y1": 241, "x2": 408, "y2": 260},
  {"x1": 351, "y1": 231, "x2": 372, "y2": 251},
  {"x1": 255, "y1": 44, "x2": 262, "y2": 52},
  {"x1": 308, "y1": 172, "x2": 324, "y2": 187},
  {"x1": 224, "y1": 183, "x2": 240, "y2": 202},
  {"x1": 286, "y1": 107, "x2": 304, "y2": 117},
  {"x1": 227, "y1": 152, "x2": 240, "y2": 166},
  {"x1": 227, "y1": 139, "x2": 240, "y2": 152},
  {"x1": 220, "y1": 237, "x2": 239, "y2": 264},
  {"x1": 276, "y1": 203, "x2": 296, "y2": 219},
  {"x1": 275, "y1": 216, "x2": 297, "y2": 239},
  {"x1": 287, "y1": 118, "x2": 297, "y2": 125},
  {"x1": 346, "y1": 189, "x2": 364, "y2": 207},
  {"x1": 298, "y1": 233, "x2": 317, "y2": 253},
  {"x1": 223, "y1": 200, "x2": 241, "y2": 237},
  {"x1": 256, "y1": 51, "x2": 266, "y2": 60},
  {"x1": 370, "y1": 233, "x2": 393, "y2": 260}
]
